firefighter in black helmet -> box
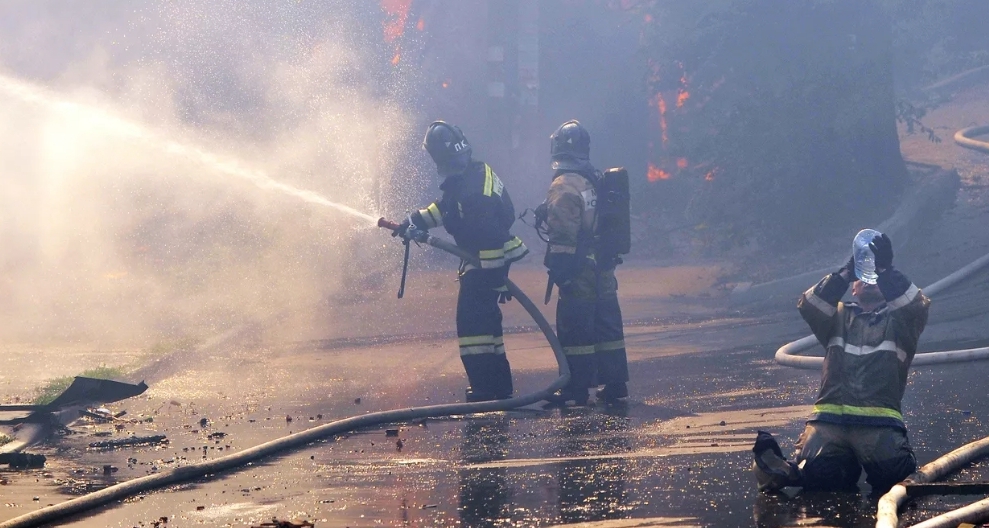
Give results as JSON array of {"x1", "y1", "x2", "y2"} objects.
[
  {"x1": 397, "y1": 121, "x2": 529, "y2": 402},
  {"x1": 542, "y1": 120, "x2": 630, "y2": 405}
]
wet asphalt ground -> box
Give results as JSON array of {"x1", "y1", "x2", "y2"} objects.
[{"x1": 3, "y1": 269, "x2": 989, "y2": 528}]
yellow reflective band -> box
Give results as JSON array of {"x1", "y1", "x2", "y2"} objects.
[
  {"x1": 426, "y1": 203, "x2": 442, "y2": 227},
  {"x1": 563, "y1": 345, "x2": 596, "y2": 356},
  {"x1": 480, "y1": 258, "x2": 506, "y2": 269},
  {"x1": 494, "y1": 335, "x2": 504, "y2": 345},
  {"x1": 503, "y1": 237, "x2": 528, "y2": 261},
  {"x1": 460, "y1": 344, "x2": 496, "y2": 356},
  {"x1": 813, "y1": 404, "x2": 903, "y2": 421},
  {"x1": 458, "y1": 335, "x2": 495, "y2": 347},
  {"x1": 483, "y1": 164, "x2": 494, "y2": 196},
  {"x1": 548, "y1": 245, "x2": 577, "y2": 255},
  {"x1": 479, "y1": 248, "x2": 506, "y2": 260},
  {"x1": 596, "y1": 340, "x2": 626, "y2": 352}
]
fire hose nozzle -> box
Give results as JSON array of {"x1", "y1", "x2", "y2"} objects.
[{"x1": 377, "y1": 217, "x2": 401, "y2": 232}]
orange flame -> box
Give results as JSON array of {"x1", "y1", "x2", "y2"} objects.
[
  {"x1": 705, "y1": 169, "x2": 717, "y2": 181},
  {"x1": 676, "y1": 89, "x2": 690, "y2": 108},
  {"x1": 676, "y1": 158, "x2": 688, "y2": 169},
  {"x1": 441, "y1": 80, "x2": 450, "y2": 89},
  {"x1": 648, "y1": 164, "x2": 670, "y2": 182},
  {"x1": 381, "y1": 0, "x2": 413, "y2": 43},
  {"x1": 391, "y1": 53, "x2": 401, "y2": 66},
  {"x1": 416, "y1": 17, "x2": 425, "y2": 31},
  {"x1": 652, "y1": 93, "x2": 668, "y2": 145}
]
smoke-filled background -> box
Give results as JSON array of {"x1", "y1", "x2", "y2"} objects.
[
  {"x1": 0, "y1": 1, "x2": 423, "y2": 345},
  {"x1": 2, "y1": 0, "x2": 988, "y2": 348}
]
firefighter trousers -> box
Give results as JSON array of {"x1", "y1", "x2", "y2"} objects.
[
  {"x1": 457, "y1": 269, "x2": 513, "y2": 399},
  {"x1": 556, "y1": 263, "x2": 629, "y2": 395}
]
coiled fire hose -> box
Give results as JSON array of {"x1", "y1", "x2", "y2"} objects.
[{"x1": 0, "y1": 222, "x2": 570, "y2": 528}]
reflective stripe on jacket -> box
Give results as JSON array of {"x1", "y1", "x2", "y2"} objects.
[
  {"x1": 798, "y1": 268, "x2": 930, "y2": 430},
  {"x1": 411, "y1": 161, "x2": 528, "y2": 270}
]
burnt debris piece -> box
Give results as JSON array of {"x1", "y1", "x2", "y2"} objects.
[
  {"x1": 89, "y1": 435, "x2": 167, "y2": 450},
  {"x1": 0, "y1": 452, "x2": 46, "y2": 469},
  {"x1": 253, "y1": 519, "x2": 314, "y2": 528}
]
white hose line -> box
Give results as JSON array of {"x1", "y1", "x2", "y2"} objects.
[
  {"x1": 775, "y1": 249, "x2": 989, "y2": 370},
  {"x1": 875, "y1": 436, "x2": 989, "y2": 528},
  {"x1": 909, "y1": 497, "x2": 989, "y2": 528},
  {"x1": 0, "y1": 235, "x2": 570, "y2": 528},
  {"x1": 875, "y1": 126, "x2": 989, "y2": 528},
  {"x1": 955, "y1": 125, "x2": 989, "y2": 155}
]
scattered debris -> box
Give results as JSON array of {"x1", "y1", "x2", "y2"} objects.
[
  {"x1": 396, "y1": 439, "x2": 404, "y2": 451},
  {"x1": 102, "y1": 465, "x2": 118, "y2": 475},
  {"x1": 354, "y1": 397, "x2": 361, "y2": 405},
  {"x1": 200, "y1": 417, "x2": 210, "y2": 428},
  {"x1": 253, "y1": 518, "x2": 314, "y2": 528},
  {"x1": 385, "y1": 428, "x2": 399, "y2": 437},
  {"x1": 0, "y1": 452, "x2": 47, "y2": 469},
  {"x1": 207, "y1": 431, "x2": 227, "y2": 440},
  {"x1": 89, "y1": 435, "x2": 167, "y2": 450}
]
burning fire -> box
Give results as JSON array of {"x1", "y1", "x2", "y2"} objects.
[
  {"x1": 381, "y1": 0, "x2": 412, "y2": 43},
  {"x1": 651, "y1": 92, "x2": 668, "y2": 145},
  {"x1": 647, "y1": 164, "x2": 670, "y2": 182},
  {"x1": 677, "y1": 70, "x2": 690, "y2": 108}
]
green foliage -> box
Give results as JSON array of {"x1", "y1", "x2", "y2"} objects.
[
  {"x1": 32, "y1": 366, "x2": 127, "y2": 406},
  {"x1": 0, "y1": 433, "x2": 11, "y2": 446}
]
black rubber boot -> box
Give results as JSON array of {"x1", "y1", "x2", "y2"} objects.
[{"x1": 596, "y1": 382, "x2": 628, "y2": 402}]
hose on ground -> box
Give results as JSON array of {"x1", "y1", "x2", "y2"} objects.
[
  {"x1": 0, "y1": 233, "x2": 570, "y2": 528},
  {"x1": 876, "y1": 125, "x2": 989, "y2": 528},
  {"x1": 875, "y1": 436, "x2": 989, "y2": 528},
  {"x1": 774, "y1": 250, "x2": 989, "y2": 369},
  {"x1": 777, "y1": 124, "x2": 989, "y2": 371}
]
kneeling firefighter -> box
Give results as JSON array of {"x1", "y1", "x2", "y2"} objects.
[
  {"x1": 538, "y1": 120, "x2": 631, "y2": 405},
  {"x1": 395, "y1": 121, "x2": 529, "y2": 402}
]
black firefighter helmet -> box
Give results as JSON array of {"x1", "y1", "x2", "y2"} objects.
[
  {"x1": 550, "y1": 119, "x2": 593, "y2": 172},
  {"x1": 423, "y1": 121, "x2": 472, "y2": 176}
]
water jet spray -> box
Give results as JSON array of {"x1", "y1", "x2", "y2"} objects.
[{"x1": 0, "y1": 73, "x2": 378, "y2": 224}]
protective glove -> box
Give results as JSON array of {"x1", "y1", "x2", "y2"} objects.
[
  {"x1": 497, "y1": 287, "x2": 513, "y2": 304},
  {"x1": 545, "y1": 252, "x2": 578, "y2": 288},
  {"x1": 838, "y1": 254, "x2": 856, "y2": 281},
  {"x1": 391, "y1": 218, "x2": 411, "y2": 238},
  {"x1": 869, "y1": 233, "x2": 894, "y2": 271}
]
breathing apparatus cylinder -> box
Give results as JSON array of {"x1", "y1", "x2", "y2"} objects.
[{"x1": 596, "y1": 167, "x2": 631, "y2": 263}]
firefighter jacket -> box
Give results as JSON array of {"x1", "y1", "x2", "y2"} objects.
[
  {"x1": 798, "y1": 268, "x2": 930, "y2": 431},
  {"x1": 410, "y1": 161, "x2": 528, "y2": 272},
  {"x1": 545, "y1": 171, "x2": 597, "y2": 258}
]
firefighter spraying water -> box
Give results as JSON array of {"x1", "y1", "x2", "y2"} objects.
[{"x1": 379, "y1": 121, "x2": 528, "y2": 403}]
